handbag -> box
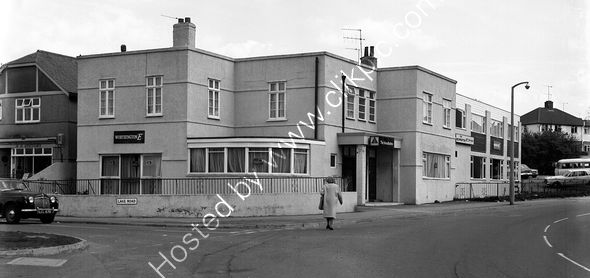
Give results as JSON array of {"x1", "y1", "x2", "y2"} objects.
[{"x1": 318, "y1": 195, "x2": 324, "y2": 210}]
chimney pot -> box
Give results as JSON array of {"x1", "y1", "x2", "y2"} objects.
[
  {"x1": 178, "y1": 18, "x2": 184, "y2": 23},
  {"x1": 363, "y1": 46, "x2": 369, "y2": 57},
  {"x1": 185, "y1": 17, "x2": 191, "y2": 23},
  {"x1": 120, "y1": 44, "x2": 126, "y2": 52},
  {"x1": 545, "y1": 100, "x2": 554, "y2": 109},
  {"x1": 370, "y1": 46, "x2": 374, "y2": 57}
]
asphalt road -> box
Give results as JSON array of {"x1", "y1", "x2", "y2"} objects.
[{"x1": 1, "y1": 198, "x2": 589, "y2": 278}]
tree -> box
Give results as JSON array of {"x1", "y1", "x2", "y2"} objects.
[{"x1": 521, "y1": 130, "x2": 583, "y2": 175}]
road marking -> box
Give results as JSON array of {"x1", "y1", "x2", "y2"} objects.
[
  {"x1": 553, "y1": 218, "x2": 568, "y2": 224},
  {"x1": 543, "y1": 236, "x2": 552, "y2": 248},
  {"x1": 557, "y1": 253, "x2": 590, "y2": 272},
  {"x1": 7, "y1": 257, "x2": 67, "y2": 267},
  {"x1": 544, "y1": 225, "x2": 551, "y2": 233},
  {"x1": 54, "y1": 224, "x2": 112, "y2": 230},
  {"x1": 576, "y1": 213, "x2": 590, "y2": 217}
]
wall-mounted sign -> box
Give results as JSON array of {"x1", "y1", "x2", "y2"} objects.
[
  {"x1": 455, "y1": 134, "x2": 474, "y2": 145},
  {"x1": 114, "y1": 130, "x2": 145, "y2": 144},
  {"x1": 116, "y1": 198, "x2": 137, "y2": 205},
  {"x1": 369, "y1": 136, "x2": 395, "y2": 147},
  {"x1": 493, "y1": 140, "x2": 502, "y2": 150}
]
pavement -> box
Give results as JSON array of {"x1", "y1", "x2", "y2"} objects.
[{"x1": 53, "y1": 199, "x2": 527, "y2": 230}]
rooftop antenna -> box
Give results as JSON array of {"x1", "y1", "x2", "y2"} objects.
[
  {"x1": 161, "y1": 14, "x2": 181, "y2": 21},
  {"x1": 545, "y1": 85, "x2": 552, "y2": 101},
  {"x1": 342, "y1": 28, "x2": 365, "y2": 63},
  {"x1": 561, "y1": 102, "x2": 568, "y2": 110}
]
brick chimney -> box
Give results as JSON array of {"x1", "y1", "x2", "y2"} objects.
[
  {"x1": 545, "y1": 100, "x2": 553, "y2": 109},
  {"x1": 173, "y1": 17, "x2": 196, "y2": 48},
  {"x1": 360, "y1": 46, "x2": 377, "y2": 68}
]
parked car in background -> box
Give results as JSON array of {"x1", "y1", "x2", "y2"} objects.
[
  {"x1": 0, "y1": 179, "x2": 59, "y2": 224},
  {"x1": 544, "y1": 169, "x2": 590, "y2": 187},
  {"x1": 521, "y1": 164, "x2": 538, "y2": 179}
]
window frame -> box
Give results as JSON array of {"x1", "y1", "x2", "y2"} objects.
[
  {"x1": 15, "y1": 97, "x2": 41, "y2": 123},
  {"x1": 208, "y1": 78, "x2": 220, "y2": 119},
  {"x1": 422, "y1": 151, "x2": 451, "y2": 179},
  {"x1": 443, "y1": 98, "x2": 451, "y2": 129},
  {"x1": 346, "y1": 86, "x2": 356, "y2": 120},
  {"x1": 146, "y1": 76, "x2": 163, "y2": 117},
  {"x1": 422, "y1": 92, "x2": 433, "y2": 124},
  {"x1": 268, "y1": 81, "x2": 286, "y2": 120},
  {"x1": 99, "y1": 79, "x2": 115, "y2": 118},
  {"x1": 368, "y1": 91, "x2": 376, "y2": 123},
  {"x1": 471, "y1": 113, "x2": 486, "y2": 134},
  {"x1": 358, "y1": 89, "x2": 367, "y2": 121}
]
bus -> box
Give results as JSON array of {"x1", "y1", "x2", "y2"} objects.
[{"x1": 554, "y1": 158, "x2": 590, "y2": 176}]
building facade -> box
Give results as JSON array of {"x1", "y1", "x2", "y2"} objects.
[
  {"x1": 0, "y1": 50, "x2": 77, "y2": 180},
  {"x1": 75, "y1": 18, "x2": 521, "y2": 205}
]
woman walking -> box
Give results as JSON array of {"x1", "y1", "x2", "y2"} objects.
[{"x1": 320, "y1": 177, "x2": 343, "y2": 230}]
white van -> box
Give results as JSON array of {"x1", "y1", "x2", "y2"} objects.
[{"x1": 554, "y1": 158, "x2": 590, "y2": 176}]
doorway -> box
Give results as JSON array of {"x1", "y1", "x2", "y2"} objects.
[
  {"x1": 368, "y1": 148, "x2": 377, "y2": 201},
  {"x1": 341, "y1": 146, "x2": 356, "y2": 191},
  {"x1": 120, "y1": 154, "x2": 140, "y2": 194}
]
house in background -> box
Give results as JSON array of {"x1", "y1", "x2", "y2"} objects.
[
  {"x1": 0, "y1": 50, "x2": 77, "y2": 179},
  {"x1": 583, "y1": 119, "x2": 590, "y2": 154},
  {"x1": 521, "y1": 100, "x2": 584, "y2": 150}
]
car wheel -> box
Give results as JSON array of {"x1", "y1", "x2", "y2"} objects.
[
  {"x1": 40, "y1": 213, "x2": 55, "y2": 224},
  {"x1": 5, "y1": 205, "x2": 21, "y2": 224}
]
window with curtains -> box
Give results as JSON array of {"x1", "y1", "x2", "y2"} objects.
[
  {"x1": 208, "y1": 148, "x2": 224, "y2": 172},
  {"x1": 271, "y1": 148, "x2": 290, "y2": 173},
  {"x1": 101, "y1": 156, "x2": 119, "y2": 177},
  {"x1": 188, "y1": 147, "x2": 308, "y2": 174},
  {"x1": 422, "y1": 152, "x2": 450, "y2": 179},
  {"x1": 294, "y1": 149, "x2": 308, "y2": 173},
  {"x1": 142, "y1": 154, "x2": 162, "y2": 177},
  {"x1": 227, "y1": 148, "x2": 245, "y2": 172}
]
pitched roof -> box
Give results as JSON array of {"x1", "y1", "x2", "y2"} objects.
[
  {"x1": 6, "y1": 50, "x2": 77, "y2": 94},
  {"x1": 521, "y1": 102, "x2": 583, "y2": 126}
]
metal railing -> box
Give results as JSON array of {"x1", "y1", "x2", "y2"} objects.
[
  {"x1": 455, "y1": 180, "x2": 590, "y2": 200},
  {"x1": 23, "y1": 176, "x2": 349, "y2": 195}
]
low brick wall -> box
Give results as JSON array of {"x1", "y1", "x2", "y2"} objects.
[{"x1": 57, "y1": 192, "x2": 357, "y2": 217}]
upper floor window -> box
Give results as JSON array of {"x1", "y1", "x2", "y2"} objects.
[
  {"x1": 1, "y1": 66, "x2": 60, "y2": 94},
  {"x1": 358, "y1": 89, "x2": 367, "y2": 121},
  {"x1": 443, "y1": 99, "x2": 451, "y2": 128},
  {"x1": 146, "y1": 76, "x2": 162, "y2": 116},
  {"x1": 208, "y1": 79, "x2": 220, "y2": 119},
  {"x1": 346, "y1": 86, "x2": 355, "y2": 119},
  {"x1": 368, "y1": 91, "x2": 376, "y2": 123},
  {"x1": 456, "y1": 109, "x2": 466, "y2": 129},
  {"x1": 584, "y1": 127, "x2": 590, "y2": 135},
  {"x1": 269, "y1": 81, "x2": 286, "y2": 120},
  {"x1": 99, "y1": 79, "x2": 115, "y2": 118},
  {"x1": 490, "y1": 119, "x2": 503, "y2": 138},
  {"x1": 15, "y1": 97, "x2": 40, "y2": 123},
  {"x1": 422, "y1": 92, "x2": 433, "y2": 124},
  {"x1": 571, "y1": 126, "x2": 578, "y2": 134},
  {"x1": 471, "y1": 114, "x2": 485, "y2": 134}
]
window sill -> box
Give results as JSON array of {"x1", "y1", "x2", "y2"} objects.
[
  {"x1": 267, "y1": 118, "x2": 287, "y2": 122},
  {"x1": 443, "y1": 126, "x2": 452, "y2": 130},
  {"x1": 369, "y1": 120, "x2": 376, "y2": 124},
  {"x1": 422, "y1": 122, "x2": 433, "y2": 126},
  {"x1": 422, "y1": 177, "x2": 450, "y2": 180},
  {"x1": 346, "y1": 117, "x2": 356, "y2": 120},
  {"x1": 99, "y1": 116, "x2": 115, "y2": 119},
  {"x1": 15, "y1": 121, "x2": 41, "y2": 124},
  {"x1": 207, "y1": 116, "x2": 221, "y2": 120},
  {"x1": 146, "y1": 114, "x2": 163, "y2": 118}
]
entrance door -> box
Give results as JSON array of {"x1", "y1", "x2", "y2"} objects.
[
  {"x1": 341, "y1": 146, "x2": 356, "y2": 191},
  {"x1": 120, "y1": 154, "x2": 140, "y2": 194},
  {"x1": 0, "y1": 149, "x2": 10, "y2": 178},
  {"x1": 368, "y1": 148, "x2": 377, "y2": 201}
]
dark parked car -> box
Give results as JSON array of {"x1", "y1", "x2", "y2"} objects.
[
  {"x1": 0, "y1": 179, "x2": 59, "y2": 224},
  {"x1": 521, "y1": 164, "x2": 538, "y2": 179}
]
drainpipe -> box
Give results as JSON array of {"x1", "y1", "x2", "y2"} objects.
[
  {"x1": 314, "y1": 57, "x2": 319, "y2": 140},
  {"x1": 341, "y1": 74, "x2": 346, "y2": 133}
]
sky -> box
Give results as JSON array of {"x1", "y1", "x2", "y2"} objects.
[{"x1": 2, "y1": 0, "x2": 588, "y2": 118}]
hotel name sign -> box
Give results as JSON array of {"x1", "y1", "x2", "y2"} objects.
[
  {"x1": 455, "y1": 134, "x2": 474, "y2": 145},
  {"x1": 114, "y1": 130, "x2": 145, "y2": 144}
]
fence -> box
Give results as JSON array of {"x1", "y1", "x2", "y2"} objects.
[
  {"x1": 23, "y1": 176, "x2": 349, "y2": 195},
  {"x1": 455, "y1": 180, "x2": 590, "y2": 200}
]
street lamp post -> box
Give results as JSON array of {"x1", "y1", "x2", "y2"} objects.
[{"x1": 510, "y1": 81, "x2": 530, "y2": 205}]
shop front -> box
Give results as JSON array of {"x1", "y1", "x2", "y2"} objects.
[{"x1": 337, "y1": 133, "x2": 402, "y2": 205}]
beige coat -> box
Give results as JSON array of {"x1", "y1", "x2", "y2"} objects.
[{"x1": 321, "y1": 183, "x2": 342, "y2": 218}]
